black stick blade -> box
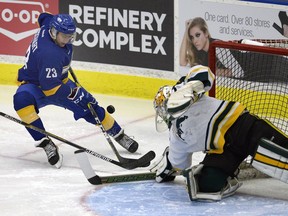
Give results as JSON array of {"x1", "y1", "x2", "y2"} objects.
[
  {"x1": 122, "y1": 151, "x2": 156, "y2": 170},
  {"x1": 88, "y1": 175, "x2": 103, "y2": 185}
]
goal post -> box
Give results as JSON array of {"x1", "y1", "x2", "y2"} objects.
[{"x1": 208, "y1": 39, "x2": 288, "y2": 135}]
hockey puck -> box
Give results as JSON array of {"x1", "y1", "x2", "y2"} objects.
[{"x1": 107, "y1": 105, "x2": 115, "y2": 114}]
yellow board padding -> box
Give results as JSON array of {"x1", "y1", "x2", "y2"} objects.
[
  {"x1": 216, "y1": 86, "x2": 288, "y2": 119},
  {"x1": 0, "y1": 63, "x2": 175, "y2": 99},
  {"x1": 0, "y1": 63, "x2": 21, "y2": 85},
  {"x1": 69, "y1": 69, "x2": 176, "y2": 99},
  {"x1": 17, "y1": 105, "x2": 39, "y2": 124}
]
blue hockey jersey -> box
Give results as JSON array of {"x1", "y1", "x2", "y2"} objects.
[{"x1": 17, "y1": 13, "x2": 73, "y2": 97}]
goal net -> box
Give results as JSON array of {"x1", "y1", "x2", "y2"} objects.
[{"x1": 209, "y1": 39, "x2": 288, "y2": 136}]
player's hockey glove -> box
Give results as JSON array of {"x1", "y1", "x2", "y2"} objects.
[
  {"x1": 68, "y1": 87, "x2": 96, "y2": 109},
  {"x1": 153, "y1": 147, "x2": 176, "y2": 182}
]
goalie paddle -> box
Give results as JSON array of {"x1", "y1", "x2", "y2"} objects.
[
  {"x1": 75, "y1": 149, "x2": 156, "y2": 185},
  {"x1": 0, "y1": 111, "x2": 155, "y2": 170}
]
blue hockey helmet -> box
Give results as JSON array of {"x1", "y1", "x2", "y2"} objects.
[{"x1": 49, "y1": 14, "x2": 76, "y2": 43}]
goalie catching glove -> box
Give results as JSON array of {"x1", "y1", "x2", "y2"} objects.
[{"x1": 68, "y1": 87, "x2": 96, "y2": 109}]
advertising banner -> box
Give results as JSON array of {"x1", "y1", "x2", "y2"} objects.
[
  {"x1": 60, "y1": 0, "x2": 174, "y2": 71},
  {"x1": 178, "y1": 0, "x2": 288, "y2": 72},
  {"x1": 0, "y1": 0, "x2": 58, "y2": 56},
  {"x1": 179, "y1": 0, "x2": 287, "y2": 41},
  {"x1": 240, "y1": 0, "x2": 288, "y2": 6}
]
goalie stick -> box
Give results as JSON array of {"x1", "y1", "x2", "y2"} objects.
[
  {"x1": 74, "y1": 149, "x2": 268, "y2": 185},
  {"x1": 75, "y1": 149, "x2": 156, "y2": 185},
  {"x1": 68, "y1": 67, "x2": 145, "y2": 164},
  {"x1": 0, "y1": 111, "x2": 155, "y2": 170}
]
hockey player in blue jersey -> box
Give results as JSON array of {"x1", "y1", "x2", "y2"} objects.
[{"x1": 13, "y1": 13, "x2": 138, "y2": 168}]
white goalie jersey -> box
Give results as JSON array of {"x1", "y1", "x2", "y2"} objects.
[{"x1": 168, "y1": 66, "x2": 246, "y2": 169}]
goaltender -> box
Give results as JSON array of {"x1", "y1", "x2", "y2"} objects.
[{"x1": 152, "y1": 65, "x2": 288, "y2": 201}]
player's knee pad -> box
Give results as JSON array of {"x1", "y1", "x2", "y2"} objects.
[
  {"x1": 14, "y1": 91, "x2": 36, "y2": 110},
  {"x1": 252, "y1": 138, "x2": 288, "y2": 183},
  {"x1": 13, "y1": 91, "x2": 39, "y2": 123}
]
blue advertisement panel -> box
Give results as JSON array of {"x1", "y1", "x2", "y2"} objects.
[
  {"x1": 240, "y1": 0, "x2": 288, "y2": 6},
  {"x1": 59, "y1": 0, "x2": 174, "y2": 71}
]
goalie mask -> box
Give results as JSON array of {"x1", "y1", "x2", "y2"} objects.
[
  {"x1": 154, "y1": 80, "x2": 205, "y2": 132},
  {"x1": 153, "y1": 85, "x2": 172, "y2": 132}
]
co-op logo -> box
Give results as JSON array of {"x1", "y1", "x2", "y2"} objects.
[{"x1": 0, "y1": 0, "x2": 45, "y2": 41}]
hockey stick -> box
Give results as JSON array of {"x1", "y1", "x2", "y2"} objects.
[
  {"x1": 92, "y1": 164, "x2": 269, "y2": 184},
  {"x1": 75, "y1": 149, "x2": 156, "y2": 185},
  {"x1": 87, "y1": 103, "x2": 128, "y2": 163},
  {"x1": 74, "y1": 148, "x2": 268, "y2": 185},
  {"x1": 0, "y1": 111, "x2": 155, "y2": 170},
  {"x1": 68, "y1": 67, "x2": 153, "y2": 165}
]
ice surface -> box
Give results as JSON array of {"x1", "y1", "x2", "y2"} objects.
[
  {"x1": 86, "y1": 180, "x2": 288, "y2": 216},
  {"x1": 0, "y1": 85, "x2": 287, "y2": 216}
]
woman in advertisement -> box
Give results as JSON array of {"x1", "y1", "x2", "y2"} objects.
[
  {"x1": 179, "y1": 17, "x2": 233, "y2": 77},
  {"x1": 179, "y1": 17, "x2": 213, "y2": 67}
]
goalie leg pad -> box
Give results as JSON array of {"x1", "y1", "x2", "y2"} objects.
[
  {"x1": 183, "y1": 164, "x2": 242, "y2": 201},
  {"x1": 252, "y1": 138, "x2": 288, "y2": 183},
  {"x1": 183, "y1": 164, "x2": 203, "y2": 201}
]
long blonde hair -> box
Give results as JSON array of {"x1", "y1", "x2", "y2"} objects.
[{"x1": 185, "y1": 17, "x2": 211, "y2": 66}]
